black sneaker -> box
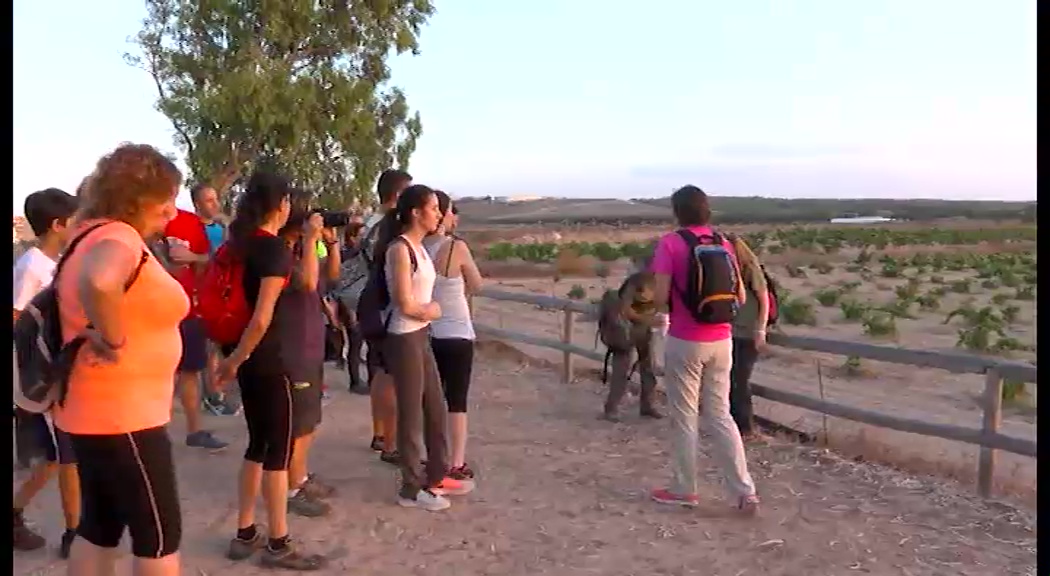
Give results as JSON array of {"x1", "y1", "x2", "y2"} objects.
[
  {"x1": 59, "y1": 528, "x2": 76, "y2": 559},
  {"x1": 380, "y1": 450, "x2": 400, "y2": 465},
  {"x1": 261, "y1": 541, "x2": 328, "y2": 571},
  {"x1": 227, "y1": 530, "x2": 266, "y2": 561},
  {"x1": 370, "y1": 436, "x2": 384, "y2": 452},
  {"x1": 288, "y1": 490, "x2": 332, "y2": 518},
  {"x1": 449, "y1": 464, "x2": 475, "y2": 480}
]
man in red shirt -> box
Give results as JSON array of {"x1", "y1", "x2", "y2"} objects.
[{"x1": 164, "y1": 207, "x2": 228, "y2": 450}]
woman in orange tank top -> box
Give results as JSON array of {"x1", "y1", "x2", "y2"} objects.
[{"x1": 55, "y1": 144, "x2": 186, "y2": 576}]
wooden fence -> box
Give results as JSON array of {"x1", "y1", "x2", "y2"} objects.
[{"x1": 471, "y1": 288, "x2": 1038, "y2": 499}]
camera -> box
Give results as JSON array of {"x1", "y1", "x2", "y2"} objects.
[{"x1": 311, "y1": 209, "x2": 352, "y2": 229}]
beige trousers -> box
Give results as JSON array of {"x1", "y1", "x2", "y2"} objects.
[{"x1": 663, "y1": 336, "x2": 755, "y2": 499}]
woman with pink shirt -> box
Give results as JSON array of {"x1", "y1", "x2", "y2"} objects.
[{"x1": 648, "y1": 185, "x2": 759, "y2": 514}]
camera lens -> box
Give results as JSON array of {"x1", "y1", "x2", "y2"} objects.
[{"x1": 321, "y1": 211, "x2": 351, "y2": 228}]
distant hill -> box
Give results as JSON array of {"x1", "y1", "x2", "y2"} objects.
[{"x1": 456, "y1": 196, "x2": 1036, "y2": 225}]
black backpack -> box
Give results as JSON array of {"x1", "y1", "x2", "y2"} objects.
[
  {"x1": 356, "y1": 236, "x2": 419, "y2": 341},
  {"x1": 13, "y1": 222, "x2": 148, "y2": 413},
  {"x1": 673, "y1": 229, "x2": 741, "y2": 325}
]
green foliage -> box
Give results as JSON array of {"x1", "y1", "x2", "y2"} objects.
[
  {"x1": 567, "y1": 284, "x2": 587, "y2": 300},
  {"x1": 128, "y1": 0, "x2": 434, "y2": 206},
  {"x1": 780, "y1": 297, "x2": 817, "y2": 326},
  {"x1": 1014, "y1": 286, "x2": 1035, "y2": 301},
  {"x1": 879, "y1": 261, "x2": 901, "y2": 278},
  {"x1": 839, "y1": 299, "x2": 868, "y2": 322},
  {"x1": 862, "y1": 311, "x2": 897, "y2": 338},
  {"x1": 949, "y1": 279, "x2": 972, "y2": 293},
  {"x1": 1002, "y1": 380, "x2": 1027, "y2": 403},
  {"x1": 916, "y1": 292, "x2": 941, "y2": 311},
  {"x1": 813, "y1": 288, "x2": 841, "y2": 307}
]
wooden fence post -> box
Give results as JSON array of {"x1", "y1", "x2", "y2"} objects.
[
  {"x1": 561, "y1": 309, "x2": 575, "y2": 384},
  {"x1": 977, "y1": 368, "x2": 1003, "y2": 498}
]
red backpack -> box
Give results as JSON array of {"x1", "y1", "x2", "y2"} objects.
[{"x1": 197, "y1": 242, "x2": 250, "y2": 346}]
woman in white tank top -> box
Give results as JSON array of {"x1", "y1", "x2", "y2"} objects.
[
  {"x1": 424, "y1": 192, "x2": 484, "y2": 481},
  {"x1": 376, "y1": 185, "x2": 474, "y2": 512}
]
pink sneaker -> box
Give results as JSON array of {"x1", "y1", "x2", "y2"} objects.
[
  {"x1": 651, "y1": 488, "x2": 699, "y2": 508},
  {"x1": 432, "y1": 477, "x2": 475, "y2": 497}
]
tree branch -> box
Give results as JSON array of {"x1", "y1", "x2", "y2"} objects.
[{"x1": 142, "y1": 53, "x2": 196, "y2": 163}]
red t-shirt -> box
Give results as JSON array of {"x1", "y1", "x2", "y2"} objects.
[{"x1": 164, "y1": 209, "x2": 209, "y2": 315}]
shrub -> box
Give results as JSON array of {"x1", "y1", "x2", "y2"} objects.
[
  {"x1": 862, "y1": 312, "x2": 897, "y2": 339},
  {"x1": 567, "y1": 284, "x2": 587, "y2": 300},
  {"x1": 917, "y1": 293, "x2": 941, "y2": 311},
  {"x1": 839, "y1": 299, "x2": 868, "y2": 322},
  {"x1": 814, "y1": 288, "x2": 841, "y2": 307},
  {"x1": 949, "y1": 279, "x2": 971, "y2": 293},
  {"x1": 812, "y1": 261, "x2": 834, "y2": 274},
  {"x1": 880, "y1": 262, "x2": 902, "y2": 278},
  {"x1": 780, "y1": 297, "x2": 817, "y2": 326}
]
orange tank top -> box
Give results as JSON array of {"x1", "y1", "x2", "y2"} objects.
[{"x1": 53, "y1": 220, "x2": 189, "y2": 435}]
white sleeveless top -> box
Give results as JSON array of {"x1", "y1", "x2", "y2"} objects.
[
  {"x1": 384, "y1": 236, "x2": 437, "y2": 335},
  {"x1": 424, "y1": 236, "x2": 476, "y2": 340}
]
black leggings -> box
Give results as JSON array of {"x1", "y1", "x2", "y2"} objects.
[
  {"x1": 70, "y1": 425, "x2": 181, "y2": 558},
  {"x1": 238, "y1": 363, "x2": 296, "y2": 471},
  {"x1": 730, "y1": 337, "x2": 760, "y2": 435},
  {"x1": 431, "y1": 337, "x2": 475, "y2": 413}
]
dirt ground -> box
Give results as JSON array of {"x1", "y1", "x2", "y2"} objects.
[
  {"x1": 12, "y1": 349, "x2": 1036, "y2": 576},
  {"x1": 471, "y1": 279, "x2": 1038, "y2": 505}
]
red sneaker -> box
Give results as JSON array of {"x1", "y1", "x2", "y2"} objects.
[{"x1": 650, "y1": 488, "x2": 699, "y2": 508}]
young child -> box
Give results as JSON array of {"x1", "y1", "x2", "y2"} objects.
[
  {"x1": 599, "y1": 271, "x2": 665, "y2": 422},
  {"x1": 12, "y1": 188, "x2": 81, "y2": 557}
]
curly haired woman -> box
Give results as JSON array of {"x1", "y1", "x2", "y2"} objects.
[{"x1": 55, "y1": 143, "x2": 187, "y2": 576}]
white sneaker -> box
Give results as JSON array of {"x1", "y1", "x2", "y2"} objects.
[{"x1": 398, "y1": 489, "x2": 451, "y2": 511}]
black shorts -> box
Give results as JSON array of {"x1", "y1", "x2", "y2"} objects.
[
  {"x1": 431, "y1": 338, "x2": 475, "y2": 413},
  {"x1": 177, "y1": 316, "x2": 208, "y2": 373},
  {"x1": 291, "y1": 365, "x2": 324, "y2": 438},
  {"x1": 366, "y1": 336, "x2": 387, "y2": 380},
  {"x1": 70, "y1": 425, "x2": 181, "y2": 558},
  {"x1": 15, "y1": 409, "x2": 76, "y2": 465},
  {"x1": 237, "y1": 361, "x2": 295, "y2": 471}
]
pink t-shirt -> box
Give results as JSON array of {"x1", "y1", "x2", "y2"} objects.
[{"x1": 650, "y1": 226, "x2": 737, "y2": 342}]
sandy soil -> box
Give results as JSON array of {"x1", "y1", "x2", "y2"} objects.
[
  {"x1": 12, "y1": 352, "x2": 1036, "y2": 576},
  {"x1": 472, "y1": 272, "x2": 1038, "y2": 504}
]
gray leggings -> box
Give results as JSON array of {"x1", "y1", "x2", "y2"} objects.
[{"x1": 384, "y1": 327, "x2": 448, "y2": 496}]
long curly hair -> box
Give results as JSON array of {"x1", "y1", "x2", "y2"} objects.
[{"x1": 77, "y1": 144, "x2": 182, "y2": 222}]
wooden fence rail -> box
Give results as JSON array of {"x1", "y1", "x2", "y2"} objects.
[{"x1": 472, "y1": 287, "x2": 1038, "y2": 498}]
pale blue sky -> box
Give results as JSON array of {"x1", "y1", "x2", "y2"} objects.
[{"x1": 13, "y1": 0, "x2": 1036, "y2": 213}]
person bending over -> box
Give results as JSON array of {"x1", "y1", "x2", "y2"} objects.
[{"x1": 598, "y1": 271, "x2": 664, "y2": 422}]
